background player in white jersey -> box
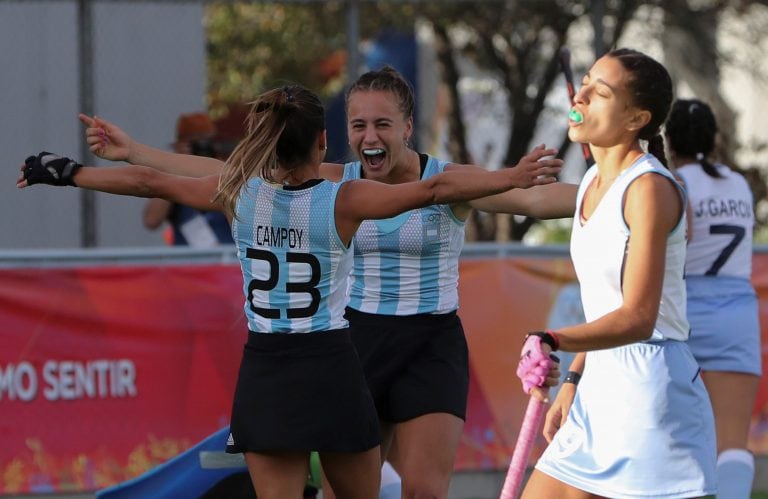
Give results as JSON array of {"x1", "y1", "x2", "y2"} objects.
[
  {"x1": 516, "y1": 48, "x2": 717, "y2": 498},
  {"x1": 666, "y1": 98, "x2": 760, "y2": 499},
  {"x1": 77, "y1": 66, "x2": 572, "y2": 498},
  {"x1": 17, "y1": 85, "x2": 561, "y2": 499}
]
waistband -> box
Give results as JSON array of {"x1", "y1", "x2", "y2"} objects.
[{"x1": 345, "y1": 307, "x2": 457, "y2": 326}]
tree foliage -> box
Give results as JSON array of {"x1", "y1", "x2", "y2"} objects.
[
  {"x1": 206, "y1": 2, "x2": 349, "y2": 113},
  {"x1": 204, "y1": 0, "x2": 768, "y2": 240}
]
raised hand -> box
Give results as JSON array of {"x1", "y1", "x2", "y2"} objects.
[
  {"x1": 18, "y1": 152, "x2": 83, "y2": 188},
  {"x1": 78, "y1": 113, "x2": 132, "y2": 162},
  {"x1": 508, "y1": 144, "x2": 563, "y2": 188}
]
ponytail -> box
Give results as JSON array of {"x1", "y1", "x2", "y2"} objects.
[
  {"x1": 215, "y1": 91, "x2": 287, "y2": 218},
  {"x1": 647, "y1": 134, "x2": 668, "y2": 168},
  {"x1": 698, "y1": 153, "x2": 722, "y2": 179},
  {"x1": 213, "y1": 85, "x2": 325, "y2": 218},
  {"x1": 665, "y1": 98, "x2": 722, "y2": 178}
]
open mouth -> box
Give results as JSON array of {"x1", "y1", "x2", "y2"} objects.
[{"x1": 362, "y1": 148, "x2": 386, "y2": 167}]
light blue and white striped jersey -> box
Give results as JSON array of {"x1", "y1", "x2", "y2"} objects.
[
  {"x1": 342, "y1": 155, "x2": 465, "y2": 315},
  {"x1": 232, "y1": 178, "x2": 352, "y2": 333},
  {"x1": 571, "y1": 155, "x2": 689, "y2": 342}
]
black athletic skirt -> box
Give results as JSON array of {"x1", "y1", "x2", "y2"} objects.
[
  {"x1": 226, "y1": 329, "x2": 380, "y2": 454},
  {"x1": 346, "y1": 307, "x2": 469, "y2": 423}
]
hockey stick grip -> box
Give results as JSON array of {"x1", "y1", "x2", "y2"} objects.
[{"x1": 499, "y1": 396, "x2": 546, "y2": 499}]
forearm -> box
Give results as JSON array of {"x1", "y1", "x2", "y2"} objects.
[
  {"x1": 553, "y1": 307, "x2": 655, "y2": 352},
  {"x1": 471, "y1": 183, "x2": 577, "y2": 218},
  {"x1": 129, "y1": 142, "x2": 224, "y2": 177},
  {"x1": 566, "y1": 352, "x2": 586, "y2": 374},
  {"x1": 430, "y1": 169, "x2": 516, "y2": 205},
  {"x1": 74, "y1": 165, "x2": 158, "y2": 198}
]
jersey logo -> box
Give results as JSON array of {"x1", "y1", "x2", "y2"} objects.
[{"x1": 423, "y1": 213, "x2": 441, "y2": 243}]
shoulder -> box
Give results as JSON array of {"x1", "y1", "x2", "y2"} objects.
[
  {"x1": 629, "y1": 170, "x2": 679, "y2": 194},
  {"x1": 335, "y1": 178, "x2": 377, "y2": 205},
  {"x1": 719, "y1": 163, "x2": 748, "y2": 182},
  {"x1": 624, "y1": 170, "x2": 683, "y2": 227},
  {"x1": 629, "y1": 157, "x2": 680, "y2": 195}
]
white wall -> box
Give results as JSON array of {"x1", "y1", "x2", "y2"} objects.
[{"x1": 0, "y1": 0, "x2": 207, "y2": 249}]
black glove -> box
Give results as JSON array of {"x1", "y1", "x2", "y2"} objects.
[{"x1": 23, "y1": 152, "x2": 83, "y2": 186}]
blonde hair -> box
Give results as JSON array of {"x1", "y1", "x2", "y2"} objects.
[{"x1": 214, "y1": 85, "x2": 325, "y2": 217}]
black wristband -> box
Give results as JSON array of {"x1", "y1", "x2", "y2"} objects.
[
  {"x1": 564, "y1": 371, "x2": 581, "y2": 385},
  {"x1": 525, "y1": 331, "x2": 558, "y2": 351}
]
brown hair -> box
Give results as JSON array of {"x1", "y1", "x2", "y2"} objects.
[
  {"x1": 608, "y1": 48, "x2": 673, "y2": 167},
  {"x1": 345, "y1": 65, "x2": 415, "y2": 120},
  {"x1": 665, "y1": 99, "x2": 722, "y2": 178},
  {"x1": 214, "y1": 85, "x2": 325, "y2": 217}
]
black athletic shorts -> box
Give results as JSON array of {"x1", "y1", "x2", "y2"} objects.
[
  {"x1": 226, "y1": 329, "x2": 380, "y2": 454},
  {"x1": 345, "y1": 307, "x2": 469, "y2": 423}
]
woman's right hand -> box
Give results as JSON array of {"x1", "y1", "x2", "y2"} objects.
[
  {"x1": 542, "y1": 382, "x2": 576, "y2": 443},
  {"x1": 516, "y1": 334, "x2": 558, "y2": 401},
  {"x1": 78, "y1": 113, "x2": 132, "y2": 162},
  {"x1": 507, "y1": 144, "x2": 562, "y2": 189}
]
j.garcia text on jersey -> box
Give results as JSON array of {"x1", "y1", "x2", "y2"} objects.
[
  {"x1": 693, "y1": 198, "x2": 752, "y2": 220},
  {"x1": 255, "y1": 225, "x2": 305, "y2": 248}
]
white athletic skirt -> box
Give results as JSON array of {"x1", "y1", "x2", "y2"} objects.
[
  {"x1": 535, "y1": 341, "x2": 716, "y2": 498},
  {"x1": 686, "y1": 275, "x2": 761, "y2": 375}
]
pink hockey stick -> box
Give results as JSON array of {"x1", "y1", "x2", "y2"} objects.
[{"x1": 498, "y1": 396, "x2": 546, "y2": 499}]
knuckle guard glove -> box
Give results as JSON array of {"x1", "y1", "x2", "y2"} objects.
[{"x1": 24, "y1": 152, "x2": 82, "y2": 186}]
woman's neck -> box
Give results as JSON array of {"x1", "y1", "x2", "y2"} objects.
[
  {"x1": 274, "y1": 163, "x2": 320, "y2": 186},
  {"x1": 591, "y1": 143, "x2": 645, "y2": 183},
  {"x1": 388, "y1": 149, "x2": 422, "y2": 184}
]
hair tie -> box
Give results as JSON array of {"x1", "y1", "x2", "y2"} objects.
[
  {"x1": 283, "y1": 86, "x2": 295, "y2": 103},
  {"x1": 688, "y1": 102, "x2": 700, "y2": 115}
]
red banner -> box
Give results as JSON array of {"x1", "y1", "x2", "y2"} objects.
[
  {"x1": 0, "y1": 265, "x2": 246, "y2": 493},
  {"x1": 1, "y1": 256, "x2": 767, "y2": 493}
]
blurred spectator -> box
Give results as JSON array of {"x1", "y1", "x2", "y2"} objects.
[
  {"x1": 143, "y1": 112, "x2": 234, "y2": 247},
  {"x1": 212, "y1": 103, "x2": 250, "y2": 161}
]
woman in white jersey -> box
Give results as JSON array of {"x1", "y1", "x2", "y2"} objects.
[
  {"x1": 516, "y1": 49, "x2": 717, "y2": 498},
  {"x1": 17, "y1": 85, "x2": 561, "y2": 499},
  {"x1": 666, "y1": 98, "x2": 760, "y2": 499},
  {"x1": 77, "y1": 66, "x2": 572, "y2": 498}
]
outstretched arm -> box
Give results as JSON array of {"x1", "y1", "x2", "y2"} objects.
[
  {"x1": 18, "y1": 152, "x2": 222, "y2": 214},
  {"x1": 79, "y1": 114, "x2": 224, "y2": 177},
  {"x1": 471, "y1": 182, "x2": 578, "y2": 219},
  {"x1": 334, "y1": 155, "x2": 560, "y2": 243},
  {"x1": 458, "y1": 145, "x2": 577, "y2": 219}
]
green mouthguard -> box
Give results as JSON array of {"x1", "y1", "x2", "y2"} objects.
[{"x1": 568, "y1": 108, "x2": 583, "y2": 123}]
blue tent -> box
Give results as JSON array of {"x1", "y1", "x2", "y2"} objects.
[
  {"x1": 96, "y1": 426, "x2": 324, "y2": 498},
  {"x1": 96, "y1": 427, "x2": 248, "y2": 498}
]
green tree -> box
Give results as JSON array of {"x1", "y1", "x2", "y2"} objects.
[
  {"x1": 204, "y1": 0, "x2": 768, "y2": 241},
  {"x1": 205, "y1": 2, "x2": 349, "y2": 113}
]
